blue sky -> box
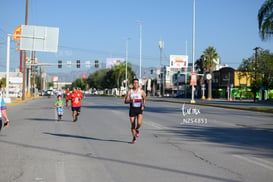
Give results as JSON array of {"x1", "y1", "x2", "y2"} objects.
[{"x1": 0, "y1": 0, "x2": 272, "y2": 75}]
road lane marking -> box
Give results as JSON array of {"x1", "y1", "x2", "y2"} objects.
[
  {"x1": 233, "y1": 154, "x2": 273, "y2": 171},
  {"x1": 144, "y1": 120, "x2": 168, "y2": 130}
]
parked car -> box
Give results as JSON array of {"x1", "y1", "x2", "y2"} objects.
[{"x1": 172, "y1": 91, "x2": 185, "y2": 98}]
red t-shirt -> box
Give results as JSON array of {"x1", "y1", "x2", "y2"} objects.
[
  {"x1": 70, "y1": 91, "x2": 83, "y2": 107},
  {"x1": 65, "y1": 90, "x2": 71, "y2": 100}
]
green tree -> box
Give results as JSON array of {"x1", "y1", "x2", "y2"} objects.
[
  {"x1": 195, "y1": 55, "x2": 206, "y2": 98},
  {"x1": 87, "y1": 69, "x2": 110, "y2": 90},
  {"x1": 112, "y1": 62, "x2": 135, "y2": 93},
  {"x1": 72, "y1": 78, "x2": 85, "y2": 90},
  {"x1": 35, "y1": 76, "x2": 41, "y2": 90},
  {"x1": 72, "y1": 63, "x2": 136, "y2": 93},
  {"x1": 48, "y1": 82, "x2": 53, "y2": 88},
  {"x1": 258, "y1": 0, "x2": 273, "y2": 41},
  {"x1": 203, "y1": 46, "x2": 220, "y2": 100},
  {"x1": 0, "y1": 77, "x2": 6, "y2": 88},
  {"x1": 238, "y1": 49, "x2": 273, "y2": 101}
]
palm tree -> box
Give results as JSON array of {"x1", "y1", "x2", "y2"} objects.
[
  {"x1": 258, "y1": 0, "x2": 273, "y2": 41},
  {"x1": 113, "y1": 62, "x2": 135, "y2": 95},
  {"x1": 195, "y1": 55, "x2": 206, "y2": 98},
  {"x1": 203, "y1": 46, "x2": 220, "y2": 100}
]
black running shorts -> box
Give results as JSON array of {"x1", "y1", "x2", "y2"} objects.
[
  {"x1": 129, "y1": 107, "x2": 143, "y2": 117},
  {"x1": 72, "y1": 107, "x2": 81, "y2": 113}
]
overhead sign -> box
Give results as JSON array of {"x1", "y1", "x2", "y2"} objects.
[
  {"x1": 170, "y1": 55, "x2": 188, "y2": 68},
  {"x1": 20, "y1": 25, "x2": 59, "y2": 52},
  {"x1": 13, "y1": 26, "x2": 22, "y2": 40},
  {"x1": 106, "y1": 58, "x2": 125, "y2": 68}
]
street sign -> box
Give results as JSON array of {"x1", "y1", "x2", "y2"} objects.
[{"x1": 20, "y1": 25, "x2": 59, "y2": 52}]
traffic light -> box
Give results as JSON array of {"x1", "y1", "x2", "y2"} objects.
[
  {"x1": 76, "y1": 60, "x2": 80, "y2": 68},
  {"x1": 58, "y1": 60, "x2": 62, "y2": 69},
  {"x1": 150, "y1": 69, "x2": 153, "y2": 74},
  {"x1": 95, "y1": 60, "x2": 99, "y2": 68}
]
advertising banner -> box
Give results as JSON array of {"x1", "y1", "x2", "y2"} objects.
[
  {"x1": 190, "y1": 72, "x2": 197, "y2": 86},
  {"x1": 106, "y1": 58, "x2": 125, "y2": 68},
  {"x1": 170, "y1": 55, "x2": 188, "y2": 68}
]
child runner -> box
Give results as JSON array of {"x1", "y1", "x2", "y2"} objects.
[{"x1": 54, "y1": 95, "x2": 64, "y2": 121}]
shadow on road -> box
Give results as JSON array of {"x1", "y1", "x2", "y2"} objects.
[
  {"x1": 25, "y1": 118, "x2": 56, "y2": 122},
  {"x1": 82, "y1": 105, "x2": 181, "y2": 114},
  {"x1": 164, "y1": 125, "x2": 273, "y2": 155},
  {"x1": 43, "y1": 132, "x2": 130, "y2": 144},
  {"x1": 0, "y1": 139, "x2": 241, "y2": 182}
]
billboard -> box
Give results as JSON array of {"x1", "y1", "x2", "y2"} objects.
[
  {"x1": 52, "y1": 76, "x2": 58, "y2": 82},
  {"x1": 106, "y1": 58, "x2": 125, "y2": 69},
  {"x1": 20, "y1": 25, "x2": 59, "y2": 52},
  {"x1": 170, "y1": 55, "x2": 188, "y2": 68}
]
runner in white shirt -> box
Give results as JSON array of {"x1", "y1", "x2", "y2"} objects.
[{"x1": 125, "y1": 78, "x2": 146, "y2": 143}]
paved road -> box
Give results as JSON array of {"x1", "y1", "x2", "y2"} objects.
[{"x1": 0, "y1": 96, "x2": 273, "y2": 182}]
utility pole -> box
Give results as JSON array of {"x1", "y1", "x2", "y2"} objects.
[
  {"x1": 22, "y1": 0, "x2": 28, "y2": 100},
  {"x1": 125, "y1": 38, "x2": 130, "y2": 91}
]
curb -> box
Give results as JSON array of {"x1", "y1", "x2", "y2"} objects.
[{"x1": 6, "y1": 96, "x2": 41, "y2": 106}]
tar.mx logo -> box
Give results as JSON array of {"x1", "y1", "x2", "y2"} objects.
[{"x1": 181, "y1": 104, "x2": 207, "y2": 124}]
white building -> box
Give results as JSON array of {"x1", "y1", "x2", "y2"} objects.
[{"x1": 0, "y1": 70, "x2": 23, "y2": 97}]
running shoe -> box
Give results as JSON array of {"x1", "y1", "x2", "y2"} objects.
[
  {"x1": 132, "y1": 137, "x2": 136, "y2": 144},
  {"x1": 136, "y1": 129, "x2": 140, "y2": 137},
  {"x1": 4, "y1": 121, "x2": 9, "y2": 128}
]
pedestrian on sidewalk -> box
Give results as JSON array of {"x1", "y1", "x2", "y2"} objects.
[
  {"x1": 54, "y1": 95, "x2": 64, "y2": 121},
  {"x1": 0, "y1": 94, "x2": 10, "y2": 132},
  {"x1": 125, "y1": 78, "x2": 146, "y2": 143}
]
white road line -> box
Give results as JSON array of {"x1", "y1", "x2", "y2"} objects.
[
  {"x1": 144, "y1": 120, "x2": 168, "y2": 130},
  {"x1": 233, "y1": 154, "x2": 273, "y2": 171},
  {"x1": 56, "y1": 161, "x2": 66, "y2": 182}
]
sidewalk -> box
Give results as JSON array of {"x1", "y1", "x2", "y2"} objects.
[
  {"x1": 147, "y1": 97, "x2": 273, "y2": 113},
  {"x1": 6, "y1": 95, "x2": 41, "y2": 106}
]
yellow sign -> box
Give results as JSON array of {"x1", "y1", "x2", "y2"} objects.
[{"x1": 13, "y1": 26, "x2": 21, "y2": 41}]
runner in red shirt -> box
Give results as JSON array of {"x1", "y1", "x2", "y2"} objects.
[
  {"x1": 70, "y1": 87, "x2": 83, "y2": 122},
  {"x1": 65, "y1": 88, "x2": 71, "y2": 107}
]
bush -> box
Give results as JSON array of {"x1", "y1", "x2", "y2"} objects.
[
  {"x1": 244, "y1": 91, "x2": 254, "y2": 99},
  {"x1": 268, "y1": 92, "x2": 273, "y2": 99}
]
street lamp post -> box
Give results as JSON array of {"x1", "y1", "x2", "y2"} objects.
[
  {"x1": 137, "y1": 20, "x2": 143, "y2": 79},
  {"x1": 125, "y1": 38, "x2": 130, "y2": 91},
  {"x1": 191, "y1": 0, "x2": 196, "y2": 103},
  {"x1": 159, "y1": 40, "x2": 164, "y2": 96}
]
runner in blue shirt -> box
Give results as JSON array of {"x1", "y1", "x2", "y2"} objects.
[{"x1": 0, "y1": 96, "x2": 10, "y2": 132}]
